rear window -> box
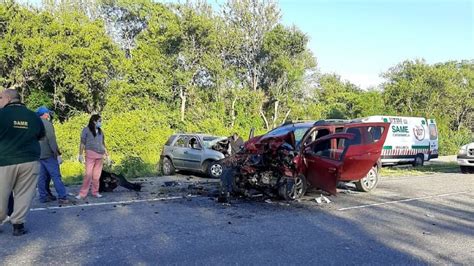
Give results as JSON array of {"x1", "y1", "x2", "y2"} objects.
[
  {"x1": 165, "y1": 135, "x2": 177, "y2": 146},
  {"x1": 429, "y1": 124, "x2": 438, "y2": 140}
]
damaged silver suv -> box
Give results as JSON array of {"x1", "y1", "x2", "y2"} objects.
[{"x1": 160, "y1": 134, "x2": 229, "y2": 178}]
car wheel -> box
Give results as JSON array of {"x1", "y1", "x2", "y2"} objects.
[
  {"x1": 460, "y1": 166, "x2": 472, "y2": 174},
  {"x1": 279, "y1": 175, "x2": 307, "y2": 201},
  {"x1": 412, "y1": 154, "x2": 424, "y2": 167},
  {"x1": 162, "y1": 157, "x2": 175, "y2": 176},
  {"x1": 355, "y1": 166, "x2": 379, "y2": 192},
  {"x1": 207, "y1": 161, "x2": 223, "y2": 178}
]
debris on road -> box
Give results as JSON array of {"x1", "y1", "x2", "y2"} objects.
[
  {"x1": 163, "y1": 181, "x2": 180, "y2": 187},
  {"x1": 315, "y1": 194, "x2": 331, "y2": 204}
]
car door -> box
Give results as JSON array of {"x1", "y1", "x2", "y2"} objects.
[
  {"x1": 339, "y1": 122, "x2": 389, "y2": 181},
  {"x1": 184, "y1": 136, "x2": 203, "y2": 170},
  {"x1": 302, "y1": 133, "x2": 354, "y2": 195},
  {"x1": 172, "y1": 135, "x2": 189, "y2": 168}
]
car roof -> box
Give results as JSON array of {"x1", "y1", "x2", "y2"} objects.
[
  {"x1": 174, "y1": 133, "x2": 224, "y2": 139},
  {"x1": 279, "y1": 119, "x2": 353, "y2": 128}
]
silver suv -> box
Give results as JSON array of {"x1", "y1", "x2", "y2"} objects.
[{"x1": 160, "y1": 134, "x2": 229, "y2": 178}]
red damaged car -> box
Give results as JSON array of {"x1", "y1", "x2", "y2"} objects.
[{"x1": 221, "y1": 120, "x2": 390, "y2": 200}]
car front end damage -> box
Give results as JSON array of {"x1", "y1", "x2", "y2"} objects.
[{"x1": 219, "y1": 131, "x2": 304, "y2": 200}]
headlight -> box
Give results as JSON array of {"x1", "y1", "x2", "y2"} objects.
[{"x1": 458, "y1": 145, "x2": 467, "y2": 155}]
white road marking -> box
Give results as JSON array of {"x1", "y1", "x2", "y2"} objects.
[
  {"x1": 338, "y1": 191, "x2": 472, "y2": 211},
  {"x1": 30, "y1": 195, "x2": 198, "y2": 212}
]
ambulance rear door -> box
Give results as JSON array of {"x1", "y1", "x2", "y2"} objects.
[{"x1": 427, "y1": 119, "x2": 439, "y2": 159}]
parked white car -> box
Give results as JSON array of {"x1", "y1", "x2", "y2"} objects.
[{"x1": 457, "y1": 142, "x2": 474, "y2": 173}]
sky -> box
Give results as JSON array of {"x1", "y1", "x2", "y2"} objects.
[
  {"x1": 19, "y1": 0, "x2": 474, "y2": 89},
  {"x1": 278, "y1": 0, "x2": 474, "y2": 88}
]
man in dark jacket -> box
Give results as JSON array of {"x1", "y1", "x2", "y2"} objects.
[
  {"x1": 0, "y1": 89, "x2": 45, "y2": 236},
  {"x1": 36, "y1": 106, "x2": 70, "y2": 204}
]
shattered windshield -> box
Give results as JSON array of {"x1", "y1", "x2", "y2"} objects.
[
  {"x1": 202, "y1": 136, "x2": 227, "y2": 148},
  {"x1": 266, "y1": 124, "x2": 312, "y2": 146}
]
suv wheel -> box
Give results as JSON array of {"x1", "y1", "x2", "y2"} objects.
[
  {"x1": 355, "y1": 166, "x2": 379, "y2": 192},
  {"x1": 207, "y1": 161, "x2": 223, "y2": 178},
  {"x1": 279, "y1": 175, "x2": 307, "y2": 201},
  {"x1": 162, "y1": 157, "x2": 175, "y2": 176}
]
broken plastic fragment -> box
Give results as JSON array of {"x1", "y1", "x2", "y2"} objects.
[{"x1": 315, "y1": 194, "x2": 331, "y2": 204}]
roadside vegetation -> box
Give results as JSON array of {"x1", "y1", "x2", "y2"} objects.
[
  {"x1": 380, "y1": 162, "x2": 460, "y2": 177},
  {"x1": 1, "y1": 0, "x2": 472, "y2": 180}
]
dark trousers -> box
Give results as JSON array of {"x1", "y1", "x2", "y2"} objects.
[
  {"x1": 220, "y1": 167, "x2": 237, "y2": 194},
  {"x1": 8, "y1": 193, "x2": 13, "y2": 216}
]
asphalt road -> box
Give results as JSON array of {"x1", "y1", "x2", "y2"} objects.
[{"x1": 0, "y1": 172, "x2": 473, "y2": 265}]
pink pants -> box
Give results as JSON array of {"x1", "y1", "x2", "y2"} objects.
[{"x1": 78, "y1": 150, "x2": 103, "y2": 197}]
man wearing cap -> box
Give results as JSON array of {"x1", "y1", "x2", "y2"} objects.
[
  {"x1": 0, "y1": 89, "x2": 45, "y2": 236},
  {"x1": 36, "y1": 106, "x2": 70, "y2": 204}
]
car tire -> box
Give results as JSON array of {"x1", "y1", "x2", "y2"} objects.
[
  {"x1": 355, "y1": 166, "x2": 379, "y2": 192},
  {"x1": 460, "y1": 166, "x2": 472, "y2": 174},
  {"x1": 279, "y1": 175, "x2": 307, "y2": 201},
  {"x1": 412, "y1": 154, "x2": 424, "y2": 167},
  {"x1": 162, "y1": 157, "x2": 175, "y2": 176},
  {"x1": 207, "y1": 161, "x2": 223, "y2": 178}
]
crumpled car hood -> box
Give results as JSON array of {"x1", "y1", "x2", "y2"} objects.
[{"x1": 243, "y1": 132, "x2": 295, "y2": 154}]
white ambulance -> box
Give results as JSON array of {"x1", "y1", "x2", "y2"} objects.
[{"x1": 358, "y1": 116, "x2": 439, "y2": 166}]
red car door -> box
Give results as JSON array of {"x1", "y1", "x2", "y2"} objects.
[
  {"x1": 339, "y1": 123, "x2": 390, "y2": 181},
  {"x1": 303, "y1": 133, "x2": 354, "y2": 195}
]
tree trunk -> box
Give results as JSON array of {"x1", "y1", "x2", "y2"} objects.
[
  {"x1": 252, "y1": 68, "x2": 258, "y2": 91},
  {"x1": 260, "y1": 109, "x2": 270, "y2": 131},
  {"x1": 180, "y1": 87, "x2": 186, "y2": 122},
  {"x1": 272, "y1": 100, "x2": 279, "y2": 129},
  {"x1": 282, "y1": 109, "x2": 291, "y2": 124},
  {"x1": 230, "y1": 97, "x2": 237, "y2": 128}
]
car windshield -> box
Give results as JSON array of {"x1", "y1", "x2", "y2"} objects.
[
  {"x1": 265, "y1": 124, "x2": 312, "y2": 146},
  {"x1": 202, "y1": 136, "x2": 227, "y2": 148}
]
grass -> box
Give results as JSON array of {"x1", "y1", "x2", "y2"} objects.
[{"x1": 380, "y1": 162, "x2": 460, "y2": 177}]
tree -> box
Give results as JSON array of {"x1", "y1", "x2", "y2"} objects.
[
  {"x1": 99, "y1": 0, "x2": 151, "y2": 58},
  {"x1": 315, "y1": 74, "x2": 363, "y2": 119},
  {"x1": 382, "y1": 59, "x2": 473, "y2": 131},
  {"x1": 260, "y1": 24, "x2": 316, "y2": 128},
  {"x1": 0, "y1": 2, "x2": 121, "y2": 118},
  {"x1": 220, "y1": 0, "x2": 280, "y2": 91}
]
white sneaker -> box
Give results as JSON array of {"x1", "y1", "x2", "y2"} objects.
[
  {"x1": 1, "y1": 216, "x2": 10, "y2": 225},
  {"x1": 75, "y1": 195, "x2": 84, "y2": 200},
  {"x1": 93, "y1": 194, "x2": 103, "y2": 198}
]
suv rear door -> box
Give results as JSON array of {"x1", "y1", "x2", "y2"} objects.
[
  {"x1": 172, "y1": 135, "x2": 189, "y2": 168},
  {"x1": 339, "y1": 123, "x2": 389, "y2": 181}
]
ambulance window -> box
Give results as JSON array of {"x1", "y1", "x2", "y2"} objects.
[
  {"x1": 429, "y1": 124, "x2": 438, "y2": 140},
  {"x1": 368, "y1": 126, "x2": 384, "y2": 143}
]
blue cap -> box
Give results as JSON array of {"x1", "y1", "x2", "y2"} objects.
[{"x1": 36, "y1": 106, "x2": 52, "y2": 117}]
